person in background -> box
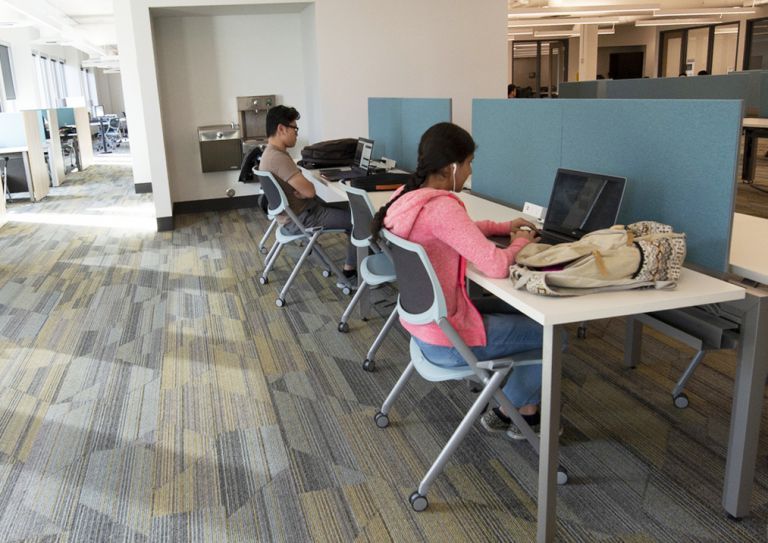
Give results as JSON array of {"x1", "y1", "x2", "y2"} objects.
[
  {"x1": 371, "y1": 122, "x2": 553, "y2": 440},
  {"x1": 507, "y1": 84, "x2": 518, "y2": 98},
  {"x1": 596, "y1": 74, "x2": 605, "y2": 80},
  {"x1": 259, "y1": 105, "x2": 357, "y2": 288},
  {"x1": 697, "y1": 70, "x2": 710, "y2": 76}
]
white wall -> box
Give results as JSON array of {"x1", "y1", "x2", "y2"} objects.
[
  {"x1": 116, "y1": 0, "x2": 508, "y2": 217},
  {"x1": 153, "y1": 11, "x2": 310, "y2": 203},
  {"x1": 312, "y1": 0, "x2": 507, "y2": 137}
]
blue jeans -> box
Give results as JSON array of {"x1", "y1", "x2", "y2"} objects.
[{"x1": 413, "y1": 299, "x2": 543, "y2": 407}]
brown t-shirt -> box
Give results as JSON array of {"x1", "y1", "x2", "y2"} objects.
[{"x1": 259, "y1": 144, "x2": 310, "y2": 216}]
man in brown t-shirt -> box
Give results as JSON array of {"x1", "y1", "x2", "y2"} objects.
[{"x1": 259, "y1": 106, "x2": 356, "y2": 287}]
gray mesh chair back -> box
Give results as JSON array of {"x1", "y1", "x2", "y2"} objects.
[
  {"x1": 253, "y1": 171, "x2": 287, "y2": 216},
  {"x1": 380, "y1": 229, "x2": 445, "y2": 324},
  {"x1": 341, "y1": 184, "x2": 376, "y2": 249}
]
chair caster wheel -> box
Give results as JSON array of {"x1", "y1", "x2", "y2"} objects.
[
  {"x1": 275, "y1": 298, "x2": 285, "y2": 307},
  {"x1": 409, "y1": 491, "x2": 428, "y2": 512},
  {"x1": 338, "y1": 322, "x2": 350, "y2": 333},
  {"x1": 673, "y1": 393, "x2": 689, "y2": 409},
  {"x1": 557, "y1": 468, "x2": 569, "y2": 485},
  {"x1": 342, "y1": 286, "x2": 352, "y2": 296},
  {"x1": 363, "y1": 359, "x2": 375, "y2": 372},
  {"x1": 259, "y1": 276, "x2": 268, "y2": 285},
  {"x1": 577, "y1": 326, "x2": 587, "y2": 339},
  {"x1": 374, "y1": 411, "x2": 389, "y2": 428},
  {"x1": 259, "y1": 247, "x2": 268, "y2": 255},
  {"x1": 322, "y1": 269, "x2": 331, "y2": 278}
]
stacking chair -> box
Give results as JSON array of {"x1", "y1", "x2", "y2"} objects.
[
  {"x1": 337, "y1": 184, "x2": 398, "y2": 372},
  {"x1": 375, "y1": 229, "x2": 567, "y2": 511},
  {"x1": 254, "y1": 170, "x2": 351, "y2": 307}
]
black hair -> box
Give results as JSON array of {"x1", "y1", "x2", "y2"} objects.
[
  {"x1": 507, "y1": 83, "x2": 517, "y2": 95},
  {"x1": 697, "y1": 70, "x2": 709, "y2": 76},
  {"x1": 370, "y1": 122, "x2": 476, "y2": 240},
  {"x1": 266, "y1": 105, "x2": 300, "y2": 137}
]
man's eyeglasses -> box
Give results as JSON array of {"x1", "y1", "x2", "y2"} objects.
[{"x1": 285, "y1": 124, "x2": 299, "y2": 133}]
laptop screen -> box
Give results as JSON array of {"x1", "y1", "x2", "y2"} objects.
[
  {"x1": 543, "y1": 169, "x2": 627, "y2": 238},
  {"x1": 354, "y1": 138, "x2": 374, "y2": 170}
]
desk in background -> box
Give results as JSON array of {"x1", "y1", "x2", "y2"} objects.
[{"x1": 741, "y1": 118, "x2": 768, "y2": 183}]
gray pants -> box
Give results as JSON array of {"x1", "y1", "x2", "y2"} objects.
[{"x1": 284, "y1": 200, "x2": 356, "y2": 268}]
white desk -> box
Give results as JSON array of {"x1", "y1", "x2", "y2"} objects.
[
  {"x1": 730, "y1": 213, "x2": 768, "y2": 285},
  {"x1": 303, "y1": 171, "x2": 764, "y2": 541}
]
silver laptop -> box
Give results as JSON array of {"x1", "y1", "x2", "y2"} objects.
[
  {"x1": 320, "y1": 138, "x2": 374, "y2": 181},
  {"x1": 490, "y1": 168, "x2": 627, "y2": 246}
]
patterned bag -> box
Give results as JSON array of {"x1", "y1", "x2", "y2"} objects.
[{"x1": 509, "y1": 222, "x2": 686, "y2": 296}]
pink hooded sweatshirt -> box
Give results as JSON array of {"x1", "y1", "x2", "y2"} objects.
[{"x1": 383, "y1": 187, "x2": 531, "y2": 347}]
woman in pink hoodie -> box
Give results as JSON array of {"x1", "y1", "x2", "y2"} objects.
[{"x1": 371, "y1": 122, "x2": 545, "y2": 440}]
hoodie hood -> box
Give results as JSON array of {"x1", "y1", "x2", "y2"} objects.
[{"x1": 384, "y1": 187, "x2": 463, "y2": 238}]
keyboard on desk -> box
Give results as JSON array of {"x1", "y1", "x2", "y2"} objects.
[{"x1": 320, "y1": 167, "x2": 368, "y2": 181}]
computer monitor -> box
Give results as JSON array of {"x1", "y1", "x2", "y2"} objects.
[
  {"x1": 93, "y1": 105, "x2": 105, "y2": 117},
  {"x1": 544, "y1": 168, "x2": 627, "y2": 238}
]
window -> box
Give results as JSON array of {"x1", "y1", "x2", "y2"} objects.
[
  {"x1": 32, "y1": 52, "x2": 69, "y2": 107},
  {"x1": 511, "y1": 40, "x2": 568, "y2": 98},
  {"x1": 658, "y1": 22, "x2": 739, "y2": 77},
  {"x1": 0, "y1": 43, "x2": 17, "y2": 111},
  {"x1": 745, "y1": 18, "x2": 768, "y2": 70}
]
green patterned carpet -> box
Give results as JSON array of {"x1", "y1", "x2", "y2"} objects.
[{"x1": 0, "y1": 165, "x2": 765, "y2": 542}]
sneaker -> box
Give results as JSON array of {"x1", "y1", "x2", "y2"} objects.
[
  {"x1": 480, "y1": 407, "x2": 512, "y2": 434},
  {"x1": 336, "y1": 269, "x2": 358, "y2": 290},
  {"x1": 506, "y1": 412, "x2": 563, "y2": 441}
]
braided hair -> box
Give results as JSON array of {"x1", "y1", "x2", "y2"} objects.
[{"x1": 370, "y1": 122, "x2": 476, "y2": 240}]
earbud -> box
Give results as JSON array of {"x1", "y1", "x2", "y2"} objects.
[
  {"x1": 451, "y1": 163, "x2": 457, "y2": 175},
  {"x1": 451, "y1": 163, "x2": 458, "y2": 192}
]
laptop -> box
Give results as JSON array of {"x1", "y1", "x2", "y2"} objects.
[
  {"x1": 490, "y1": 168, "x2": 627, "y2": 247},
  {"x1": 320, "y1": 138, "x2": 375, "y2": 181}
]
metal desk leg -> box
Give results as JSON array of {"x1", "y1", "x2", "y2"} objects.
[
  {"x1": 537, "y1": 324, "x2": 563, "y2": 543},
  {"x1": 723, "y1": 290, "x2": 768, "y2": 517},
  {"x1": 742, "y1": 130, "x2": 757, "y2": 182},
  {"x1": 624, "y1": 316, "x2": 643, "y2": 368}
]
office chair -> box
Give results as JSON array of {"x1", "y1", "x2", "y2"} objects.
[
  {"x1": 337, "y1": 184, "x2": 398, "y2": 372},
  {"x1": 375, "y1": 229, "x2": 567, "y2": 512},
  {"x1": 254, "y1": 170, "x2": 351, "y2": 307}
]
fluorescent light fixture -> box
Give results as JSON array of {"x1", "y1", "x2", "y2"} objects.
[
  {"x1": 509, "y1": 17, "x2": 620, "y2": 27},
  {"x1": 534, "y1": 29, "x2": 579, "y2": 37},
  {"x1": 635, "y1": 17, "x2": 720, "y2": 26},
  {"x1": 653, "y1": 7, "x2": 754, "y2": 17},
  {"x1": 509, "y1": 4, "x2": 659, "y2": 17},
  {"x1": 508, "y1": 29, "x2": 534, "y2": 36}
]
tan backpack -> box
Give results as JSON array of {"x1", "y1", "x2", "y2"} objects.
[{"x1": 509, "y1": 222, "x2": 687, "y2": 296}]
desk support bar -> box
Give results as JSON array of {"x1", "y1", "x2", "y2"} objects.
[
  {"x1": 723, "y1": 290, "x2": 768, "y2": 517},
  {"x1": 537, "y1": 324, "x2": 564, "y2": 543}
]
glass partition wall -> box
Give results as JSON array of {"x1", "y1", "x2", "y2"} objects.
[
  {"x1": 659, "y1": 22, "x2": 739, "y2": 77},
  {"x1": 745, "y1": 18, "x2": 768, "y2": 70},
  {"x1": 511, "y1": 40, "x2": 568, "y2": 97}
]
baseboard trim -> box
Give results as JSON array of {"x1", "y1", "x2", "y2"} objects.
[
  {"x1": 173, "y1": 195, "x2": 261, "y2": 215},
  {"x1": 156, "y1": 216, "x2": 174, "y2": 231},
  {"x1": 135, "y1": 183, "x2": 153, "y2": 194}
]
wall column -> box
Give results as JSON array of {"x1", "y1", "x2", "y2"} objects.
[{"x1": 578, "y1": 24, "x2": 598, "y2": 81}]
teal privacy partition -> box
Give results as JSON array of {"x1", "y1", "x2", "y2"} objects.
[
  {"x1": 471, "y1": 98, "x2": 743, "y2": 273},
  {"x1": 57, "y1": 107, "x2": 76, "y2": 126},
  {"x1": 0, "y1": 112, "x2": 26, "y2": 147},
  {"x1": 560, "y1": 71, "x2": 768, "y2": 116},
  {"x1": 368, "y1": 98, "x2": 451, "y2": 172}
]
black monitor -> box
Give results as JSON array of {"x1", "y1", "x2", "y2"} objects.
[{"x1": 544, "y1": 168, "x2": 627, "y2": 238}]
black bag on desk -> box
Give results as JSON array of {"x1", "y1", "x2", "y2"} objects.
[
  {"x1": 349, "y1": 172, "x2": 411, "y2": 192},
  {"x1": 298, "y1": 138, "x2": 357, "y2": 169}
]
